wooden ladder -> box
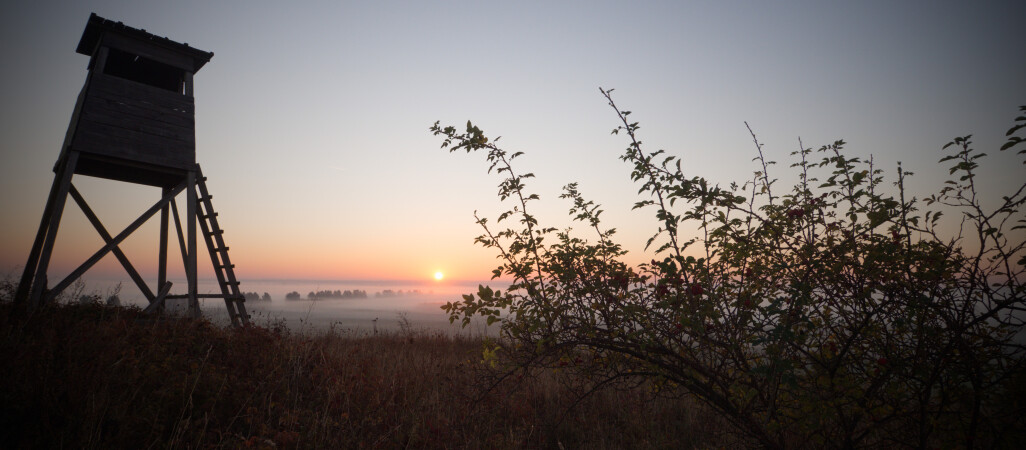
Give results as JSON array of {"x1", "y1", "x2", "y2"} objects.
[{"x1": 195, "y1": 166, "x2": 250, "y2": 327}]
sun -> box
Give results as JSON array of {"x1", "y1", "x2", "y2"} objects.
[{"x1": 434, "y1": 271, "x2": 444, "y2": 281}]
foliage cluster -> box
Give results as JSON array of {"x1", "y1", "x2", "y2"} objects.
[
  {"x1": 433, "y1": 90, "x2": 1026, "y2": 448},
  {"x1": 0, "y1": 298, "x2": 724, "y2": 448}
]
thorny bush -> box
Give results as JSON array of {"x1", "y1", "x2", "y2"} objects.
[{"x1": 432, "y1": 89, "x2": 1026, "y2": 448}]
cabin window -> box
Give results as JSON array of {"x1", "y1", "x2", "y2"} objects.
[{"x1": 102, "y1": 48, "x2": 185, "y2": 93}]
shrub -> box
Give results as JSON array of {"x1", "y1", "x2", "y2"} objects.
[{"x1": 433, "y1": 89, "x2": 1026, "y2": 448}]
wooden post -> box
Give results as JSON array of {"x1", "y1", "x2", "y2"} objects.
[
  {"x1": 186, "y1": 170, "x2": 198, "y2": 318},
  {"x1": 15, "y1": 154, "x2": 74, "y2": 305},
  {"x1": 158, "y1": 187, "x2": 169, "y2": 306},
  {"x1": 27, "y1": 151, "x2": 80, "y2": 306},
  {"x1": 93, "y1": 47, "x2": 109, "y2": 74}
]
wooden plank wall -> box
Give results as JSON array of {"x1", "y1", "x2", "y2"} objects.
[{"x1": 72, "y1": 72, "x2": 195, "y2": 169}]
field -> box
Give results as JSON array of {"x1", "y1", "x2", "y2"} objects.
[{"x1": 0, "y1": 296, "x2": 729, "y2": 449}]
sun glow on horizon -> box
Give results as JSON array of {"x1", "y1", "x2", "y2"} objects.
[{"x1": 434, "y1": 271, "x2": 444, "y2": 281}]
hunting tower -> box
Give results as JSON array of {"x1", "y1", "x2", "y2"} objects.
[{"x1": 16, "y1": 13, "x2": 250, "y2": 326}]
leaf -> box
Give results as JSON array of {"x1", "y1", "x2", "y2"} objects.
[{"x1": 1001, "y1": 137, "x2": 1023, "y2": 151}]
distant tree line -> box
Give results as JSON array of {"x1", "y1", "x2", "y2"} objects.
[
  {"x1": 374, "y1": 289, "x2": 421, "y2": 298},
  {"x1": 243, "y1": 292, "x2": 272, "y2": 302},
  {"x1": 279, "y1": 288, "x2": 425, "y2": 300},
  {"x1": 283, "y1": 289, "x2": 370, "y2": 300}
]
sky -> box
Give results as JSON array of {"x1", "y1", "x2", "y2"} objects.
[{"x1": 1, "y1": 1, "x2": 1023, "y2": 294}]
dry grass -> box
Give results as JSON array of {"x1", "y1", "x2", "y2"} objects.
[{"x1": 0, "y1": 298, "x2": 727, "y2": 449}]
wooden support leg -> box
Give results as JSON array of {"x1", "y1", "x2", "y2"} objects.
[
  {"x1": 187, "y1": 171, "x2": 199, "y2": 318},
  {"x1": 158, "y1": 187, "x2": 169, "y2": 306},
  {"x1": 171, "y1": 199, "x2": 189, "y2": 276},
  {"x1": 14, "y1": 157, "x2": 67, "y2": 305},
  {"x1": 26, "y1": 151, "x2": 80, "y2": 306}
]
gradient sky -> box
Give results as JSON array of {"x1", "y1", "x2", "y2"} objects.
[{"x1": 1, "y1": 1, "x2": 1023, "y2": 290}]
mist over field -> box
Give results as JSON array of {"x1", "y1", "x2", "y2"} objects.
[{"x1": 63, "y1": 276, "x2": 501, "y2": 334}]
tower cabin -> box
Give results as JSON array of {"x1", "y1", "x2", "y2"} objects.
[{"x1": 64, "y1": 13, "x2": 213, "y2": 188}]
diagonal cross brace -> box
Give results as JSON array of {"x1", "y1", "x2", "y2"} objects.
[
  {"x1": 69, "y1": 184, "x2": 157, "y2": 302},
  {"x1": 143, "y1": 282, "x2": 173, "y2": 315},
  {"x1": 44, "y1": 179, "x2": 188, "y2": 303}
]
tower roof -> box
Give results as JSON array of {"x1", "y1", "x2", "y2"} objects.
[{"x1": 76, "y1": 13, "x2": 213, "y2": 73}]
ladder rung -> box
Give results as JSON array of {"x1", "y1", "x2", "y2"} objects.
[
  {"x1": 213, "y1": 246, "x2": 229, "y2": 253},
  {"x1": 199, "y1": 212, "x2": 218, "y2": 220},
  {"x1": 198, "y1": 195, "x2": 213, "y2": 202},
  {"x1": 216, "y1": 263, "x2": 235, "y2": 270},
  {"x1": 207, "y1": 229, "x2": 224, "y2": 235},
  {"x1": 224, "y1": 281, "x2": 241, "y2": 286}
]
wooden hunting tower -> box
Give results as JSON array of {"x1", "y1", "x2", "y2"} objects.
[{"x1": 16, "y1": 13, "x2": 250, "y2": 326}]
